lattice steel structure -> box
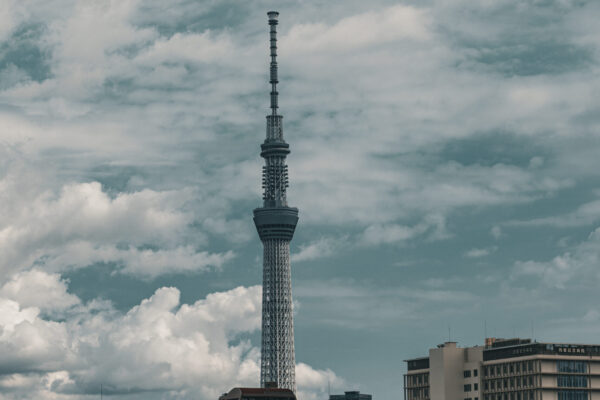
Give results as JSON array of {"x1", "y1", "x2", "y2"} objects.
[{"x1": 253, "y1": 11, "x2": 299, "y2": 393}]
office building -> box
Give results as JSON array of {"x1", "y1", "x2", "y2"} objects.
[{"x1": 404, "y1": 338, "x2": 600, "y2": 400}]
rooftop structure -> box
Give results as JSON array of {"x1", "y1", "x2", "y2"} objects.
[
  {"x1": 404, "y1": 338, "x2": 600, "y2": 400},
  {"x1": 219, "y1": 387, "x2": 296, "y2": 400},
  {"x1": 330, "y1": 391, "x2": 373, "y2": 400},
  {"x1": 253, "y1": 11, "x2": 299, "y2": 392}
]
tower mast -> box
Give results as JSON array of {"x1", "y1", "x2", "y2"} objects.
[{"x1": 253, "y1": 11, "x2": 299, "y2": 393}]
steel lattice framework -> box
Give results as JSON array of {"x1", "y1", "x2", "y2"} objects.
[{"x1": 253, "y1": 11, "x2": 299, "y2": 393}]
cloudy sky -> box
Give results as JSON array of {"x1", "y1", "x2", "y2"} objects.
[{"x1": 1, "y1": 0, "x2": 600, "y2": 399}]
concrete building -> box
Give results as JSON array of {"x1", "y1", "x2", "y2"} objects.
[
  {"x1": 219, "y1": 387, "x2": 296, "y2": 400},
  {"x1": 330, "y1": 391, "x2": 372, "y2": 400},
  {"x1": 404, "y1": 338, "x2": 600, "y2": 400}
]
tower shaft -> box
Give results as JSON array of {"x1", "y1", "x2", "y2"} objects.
[
  {"x1": 261, "y1": 239, "x2": 295, "y2": 390},
  {"x1": 253, "y1": 11, "x2": 298, "y2": 393}
]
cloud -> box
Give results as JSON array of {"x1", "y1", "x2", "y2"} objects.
[
  {"x1": 490, "y1": 226, "x2": 502, "y2": 239},
  {"x1": 0, "y1": 283, "x2": 342, "y2": 399},
  {"x1": 507, "y1": 199, "x2": 600, "y2": 228},
  {"x1": 0, "y1": 269, "x2": 79, "y2": 314},
  {"x1": 283, "y1": 4, "x2": 431, "y2": 54},
  {"x1": 296, "y1": 363, "x2": 345, "y2": 400},
  {"x1": 291, "y1": 236, "x2": 348, "y2": 263},
  {"x1": 464, "y1": 246, "x2": 497, "y2": 258},
  {"x1": 359, "y1": 214, "x2": 449, "y2": 246},
  {"x1": 0, "y1": 179, "x2": 234, "y2": 279},
  {"x1": 511, "y1": 227, "x2": 600, "y2": 289},
  {"x1": 295, "y1": 279, "x2": 477, "y2": 329}
]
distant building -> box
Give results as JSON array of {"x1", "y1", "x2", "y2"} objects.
[
  {"x1": 219, "y1": 386, "x2": 296, "y2": 400},
  {"x1": 330, "y1": 391, "x2": 372, "y2": 400},
  {"x1": 404, "y1": 338, "x2": 600, "y2": 400}
]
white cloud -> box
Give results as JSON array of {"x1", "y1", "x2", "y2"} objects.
[
  {"x1": 507, "y1": 199, "x2": 600, "y2": 228},
  {"x1": 296, "y1": 363, "x2": 345, "y2": 400},
  {"x1": 0, "y1": 180, "x2": 234, "y2": 280},
  {"x1": 0, "y1": 269, "x2": 79, "y2": 314},
  {"x1": 360, "y1": 223, "x2": 428, "y2": 245},
  {"x1": 40, "y1": 242, "x2": 235, "y2": 279},
  {"x1": 511, "y1": 227, "x2": 600, "y2": 288},
  {"x1": 464, "y1": 246, "x2": 497, "y2": 258},
  {"x1": 291, "y1": 236, "x2": 348, "y2": 263},
  {"x1": 283, "y1": 4, "x2": 431, "y2": 54},
  {"x1": 359, "y1": 214, "x2": 449, "y2": 246},
  {"x1": 0, "y1": 0, "x2": 27, "y2": 42},
  {"x1": 135, "y1": 31, "x2": 234, "y2": 66},
  {"x1": 0, "y1": 283, "x2": 342, "y2": 400}
]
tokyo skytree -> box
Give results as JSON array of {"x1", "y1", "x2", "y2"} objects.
[{"x1": 253, "y1": 11, "x2": 299, "y2": 393}]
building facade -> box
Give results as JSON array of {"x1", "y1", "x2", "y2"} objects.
[
  {"x1": 219, "y1": 387, "x2": 296, "y2": 400},
  {"x1": 404, "y1": 339, "x2": 600, "y2": 400},
  {"x1": 330, "y1": 391, "x2": 373, "y2": 400},
  {"x1": 253, "y1": 11, "x2": 299, "y2": 393}
]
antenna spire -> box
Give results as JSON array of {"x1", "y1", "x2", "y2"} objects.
[{"x1": 268, "y1": 11, "x2": 279, "y2": 116}]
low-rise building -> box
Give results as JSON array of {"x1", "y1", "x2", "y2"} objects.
[
  {"x1": 219, "y1": 386, "x2": 296, "y2": 400},
  {"x1": 330, "y1": 391, "x2": 372, "y2": 400},
  {"x1": 404, "y1": 338, "x2": 600, "y2": 400}
]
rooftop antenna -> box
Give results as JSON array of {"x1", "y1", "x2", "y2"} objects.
[
  {"x1": 448, "y1": 325, "x2": 451, "y2": 342},
  {"x1": 328, "y1": 379, "x2": 331, "y2": 398},
  {"x1": 484, "y1": 320, "x2": 487, "y2": 342}
]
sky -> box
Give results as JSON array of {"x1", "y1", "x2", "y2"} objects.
[{"x1": 0, "y1": 0, "x2": 599, "y2": 399}]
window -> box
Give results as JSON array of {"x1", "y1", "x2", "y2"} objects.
[
  {"x1": 510, "y1": 363, "x2": 514, "y2": 373},
  {"x1": 474, "y1": 369, "x2": 479, "y2": 377},
  {"x1": 484, "y1": 367, "x2": 488, "y2": 377},
  {"x1": 465, "y1": 370, "x2": 472, "y2": 378},
  {"x1": 474, "y1": 383, "x2": 479, "y2": 391},
  {"x1": 503, "y1": 365, "x2": 507, "y2": 374},
  {"x1": 557, "y1": 391, "x2": 588, "y2": 400},
  {"x1": 557, "y1": 361, "x2": 587, "y2": 373},
  {"x1": 465, "y1": 384, "x2": 472, "y2": 392},
  {"x1": 557, "y1": 375, "x2": 588, "y2": 388}
]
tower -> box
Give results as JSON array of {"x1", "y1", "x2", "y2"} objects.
[{"x1": 253, "y1": 11, "x2": 299, "y2": 393}]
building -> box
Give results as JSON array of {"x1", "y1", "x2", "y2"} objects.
[
  {"x1": 330, "y1": 391, "x2": 373, "y2": 400},
  {"x1": 252, "y1": 11, "x2": 299, "y2": 392},
  {"x1": 404, "y1": 338, "x2": 600, "y2": 400},
  {"x1": 219, "y1": 387, "x2": 296, "y2": 400}
]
